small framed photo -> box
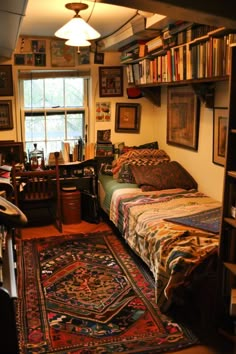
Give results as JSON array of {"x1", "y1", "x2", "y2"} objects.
[
  {"x1": 0, "y1": 100, "x2": 13, "y2": 130},
  {"x1": 213, "y1": 107, "x2": 228, "y2": 166},
  {"x1": 0, "y1": 65, "x2": 13, "y2": 96},
  {"x1": 99, "y1": 66, "x2": 123, "y2": 97},
  {"x1": 94, "y1": 52, "x2": 104, "y2": 64},
  {"x1": 167, "y1": 85, "x2": 200, "y2": 150},
  {"x1": 115, "y1": 103, "x2": 141, "y2": 133}
]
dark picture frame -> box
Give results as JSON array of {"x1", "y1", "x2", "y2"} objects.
[
  {"x1": 99, "y1": 66, "x2": 123, "y2": 97},
  {"x1": 167, "y1": 85, "x2": 200, "y2": 150},
  {"x1": 0, "y1": 141, "x2": 24, "y2": 164},
  {"x1": 0, "y1": 65, "x2": 13, "y2": 96},
  {"x1": 0, "y1": 100, "x2": 13, "y2": 130},
  {"x1": 213, "y1": 107, "x2": 228, "y2": 166},
  {"x1": 115, "y1": 103, "x2": 141, "y2": 133},
  {"x1": 94, "y1": 52, "x2": 104, "y2": 64}
]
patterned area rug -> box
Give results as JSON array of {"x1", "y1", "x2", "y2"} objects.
[
  {"x1": 165, "y1": 207, "x2": 221, "y2": 234},
  {"x1": 16, "y1": 231, "x2": 199, "y2": 353}
]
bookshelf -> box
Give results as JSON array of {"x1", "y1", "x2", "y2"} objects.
[
  {"x1": 218, "y1": 44, "x2": 236, "y2": 343},
  {"x1": 120, "y1": 23, "x2": 236, "y2": 107}
]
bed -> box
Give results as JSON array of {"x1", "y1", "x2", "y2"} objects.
[{"x1": 98, "y1": 148, "x2": 221, "y2": 311}]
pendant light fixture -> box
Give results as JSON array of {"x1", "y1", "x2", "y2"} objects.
[{"x1": 55, "y1": 2, "x2": 100, "y2": 47}]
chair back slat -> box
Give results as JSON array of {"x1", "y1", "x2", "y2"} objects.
[{"x1": 11, "y1": 152, "x2": 62, "y2": 232}]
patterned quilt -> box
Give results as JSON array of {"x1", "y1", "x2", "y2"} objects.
[{"x1": 108, "y1": 187, "x2": 221, "y2": 310}]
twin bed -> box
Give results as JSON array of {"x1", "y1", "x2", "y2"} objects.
[{"x1": 98, "y1": 148, "x2": 221, "y2": 311}]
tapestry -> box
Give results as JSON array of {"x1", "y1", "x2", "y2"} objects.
[
  {"x1": 16, "y1": 231, "x2": 199, "y2": 353},
  {"x1": 165, "y1": 207, "x2": 221, "y2": 234}
]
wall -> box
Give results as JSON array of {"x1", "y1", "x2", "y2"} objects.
[{"x1": 0, "y1": 37, "x2": 228, "y2": 201}]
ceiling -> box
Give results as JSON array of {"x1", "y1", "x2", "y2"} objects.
[
  {"x1": 0, "y1": 0, "x2": 172, "y2": 58},
  {"x1": 1, "y1": 0, "x2": 236, "y2": 59}
]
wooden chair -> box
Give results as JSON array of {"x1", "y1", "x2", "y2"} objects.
[{"x1": 11, "y1": 152, "x2": 62, "y2": 232}]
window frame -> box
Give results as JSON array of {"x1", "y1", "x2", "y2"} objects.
[{"x1": 19, "y1": 72, "x2": 89, "y2": 159}]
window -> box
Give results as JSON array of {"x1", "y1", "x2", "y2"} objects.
[{"x1": 21, "y1": 75, "x2": 88, "y2": 161}]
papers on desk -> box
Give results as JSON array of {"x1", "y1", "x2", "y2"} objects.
[{"x1": 0, "y1": 165, "x2": 12, "y2": 181}]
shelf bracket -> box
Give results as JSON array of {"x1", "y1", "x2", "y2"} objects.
[
  {"x1": 192, "y1": 83, "x2": 215, "y2": 109},
  {"x1": 140, "y1": 86, "x2": 161, "y2": 107}
]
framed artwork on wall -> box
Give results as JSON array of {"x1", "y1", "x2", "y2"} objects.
[
  {"x1": 213, "y1": 107, "x2": 228, "y2": 166},
  {"x1": 51, "y1": 40, "x2": 75, "y2": 67},
  {"x1": 99, "y1": 66, "x2": 123, "y2": 97},
  {"x1": 167, "y1": 85, "x2": 200, "y2": 150},
  {"x1": 0, "y1": 65, "x2": 13, "y2": 96},
  {"x1": 115, "y1": 103, "x2": 141, "y2": 133},
  {"x1": 0, "y1": 100, "x2": 13, "y2": 130},
  {"x1": 0, "y1": 141, "x2": 24, "y2": 164}
]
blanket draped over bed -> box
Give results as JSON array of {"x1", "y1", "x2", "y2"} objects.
[
  {"x1": 100, "y1": 180, "x2": 221, "y2": 310},
  {"x1": 99, "y1": 150, "x2": 221, "y2": 310}
]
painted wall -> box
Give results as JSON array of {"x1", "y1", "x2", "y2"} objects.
[{"x1": 0, "y1": 39, "x2": 228, "y2": 201}]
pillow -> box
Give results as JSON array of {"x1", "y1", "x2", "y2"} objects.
[
  {"x1": 118, "y1": 163, "x2": 135, "y2": 183},
  {"x1": 121, "y1": 141, "x2": 159, "y2": 154},
  {"x1": 130, "y1": 161, "x2": 198, "y2": 191},
  {"x1": 100, "y1": 163, "x2": 113, "y2": 176},
  {"x1": 137, "y1": 141, "x2": 159, "y2": 149},
  {"x1": 112, "y1": 149, "x2": 170, "y2": 179}
]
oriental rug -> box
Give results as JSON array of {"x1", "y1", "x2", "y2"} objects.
[
  {"x1": 165, "y1": 207, "x2": 221, "y2": 234},
  {"x1": 16, "y1": 231, "x2": 199, "y2": 353}
]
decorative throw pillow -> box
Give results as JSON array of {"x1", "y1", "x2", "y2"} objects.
[
  {"x1": 137, "y1": 141, "x2": 159, "y2": 149},
  {"x1": 130, "y1": 161, "x2": 198, "y2": 190},
  {"x1": 112, "y1": 149, "x2": 170, "y2": 179},
  {"x1": 100, "y1": 163, "x2": 113, "y2": 176},
  {"x1": 118, "y1": 163, "x2": 136, "y2": 183}
]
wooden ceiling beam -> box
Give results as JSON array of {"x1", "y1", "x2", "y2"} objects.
[{"x1": 97, "y1": 0, "x2": 236, "y2": 29}]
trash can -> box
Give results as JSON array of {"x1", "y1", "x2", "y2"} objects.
[{"x1": 61, "y1": 189, "x2": 81, "y2": 224}]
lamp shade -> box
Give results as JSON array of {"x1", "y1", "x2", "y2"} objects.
[
  {"x1": 55, "y1": 16, "x2": 101, "y2": 40},
  {"x1": 65, "y1": 37, "x2": 91, "y2": 47}
]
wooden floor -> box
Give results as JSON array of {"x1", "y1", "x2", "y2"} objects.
[{"x1": 20, "y1": 220, "x2": 235, "y2": 354}]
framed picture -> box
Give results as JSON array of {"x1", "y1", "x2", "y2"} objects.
[
  {"x1": 99, "y1": 66, "x2": 123, "y2": 97},
  {"x1": 167, "y1": 85, "x2": 200, "y2": 150},
  {"x1": 94, "y1": 52, "x2": 104, "y2": 64},
  {"x1": 115, "y1": 103, "x2": 141, "y2": 133},
  {"x1": 0, "y1": 65, "x2": 13, "y2": 96},
  {"x1": 51, "y1": 40, "x2": 75, "y2": 67},
  {"x1": 0, "y1": 100, "x2": 13, "y2": 130},
  {"x1": 213, "y1": 107, "x2": 228, "y2": 166},
  {"x1": 0, "y1": 141, "x2": 24, "y2": 164}
]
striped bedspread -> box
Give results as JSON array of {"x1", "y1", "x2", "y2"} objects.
[{"x1": 109, "y1": 187, "x2": 221, "y2": 309}]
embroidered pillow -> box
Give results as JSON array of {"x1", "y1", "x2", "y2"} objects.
[{"x1": 130, "y1": 161, "x2": 198, "y2": 190}]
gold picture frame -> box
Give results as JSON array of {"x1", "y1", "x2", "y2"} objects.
[
  {"x1": 167, "y1": 85, "x2": 200, "y2": 150},
  {"x1": 213, "y1": 107, "x2": 228, "y2": 166},
  {"x1": 115, "y1": 103, "x2": 141, "y2": 133},
  {"x1": 0, "y1": 100, "x2": 13, "y2": 130},
  {"x1": 99, "y1": 66, "x2": 123, "y2": 97}
]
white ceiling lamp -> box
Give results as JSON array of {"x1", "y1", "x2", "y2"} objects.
[
  {"x1": 55, "y1": 2, "x2": 101, "y2": 45},
  {"x1": 65, "y1": 37, "x2": 91, "y2": 47}
]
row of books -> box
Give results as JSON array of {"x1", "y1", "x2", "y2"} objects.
[
  {"x1": 126, "y1": 33, "x2": 236, "y2": 85},
  {"x1": 120, "y1": 22, "x2": 220, "y2": 64}
]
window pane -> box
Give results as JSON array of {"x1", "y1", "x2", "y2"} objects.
[
  {"x1": 46, "y1": 114, "x2": 65, "y2": 140},
  {"x1": 24, "y1": 80, "x2": 44, "y2": 108},
  {"x1": 65, "y1": 78, "x2": 84, "y2": 107},
  {"x1": 45, "y1": 78, "x2": 64, "y2": 108},
  {"x1": 25, "y1": 115, "x2": 45, "y2": 141},
  {"x1": 67, "y1": 113, "x2": 84, "y2": 139}
]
